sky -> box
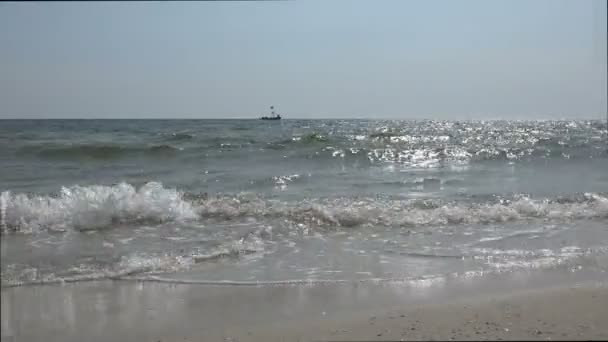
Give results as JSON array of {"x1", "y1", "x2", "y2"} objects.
[{"x1": 0, "y1": 0, "x2": 606, "y2": 119}]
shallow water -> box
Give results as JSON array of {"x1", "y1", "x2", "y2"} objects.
[{"x1": 1, "y1": 119, "x2": 607, "y2": 286}]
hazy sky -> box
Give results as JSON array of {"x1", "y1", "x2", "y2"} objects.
[{"x1": 1, "y1": 0, "x2": 606, "y2": 119}]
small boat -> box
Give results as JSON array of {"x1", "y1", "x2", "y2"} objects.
[{"x1": 260, "y1": 106, "x2": 281, "y2": 120}]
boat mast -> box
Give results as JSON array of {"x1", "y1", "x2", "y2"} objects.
[{"x1": 270, "y1": 106, "x2": 275, "y2": 118}]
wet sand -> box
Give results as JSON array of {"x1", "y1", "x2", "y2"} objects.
[
  {"x1": 2, "y1": 270, "x2": 608, "y2": 341},
  {"x1": 247, "y1": 285, "x2": 608, "y2": 341}
]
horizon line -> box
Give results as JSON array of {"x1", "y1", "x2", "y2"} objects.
[{"x1": 0, "y1": 117, "x2": 605, "y2": 121}]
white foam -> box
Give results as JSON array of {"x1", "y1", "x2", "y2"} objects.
[
  {"x1": 194, "y1": 193, "x2": 608, "y2": 230},
  {"x1": 2, "y1": 182, "x2": 607, "y2": 233},
  {"x1": 1, "y1": 182, "x2": 197, "y2": 232},
  {"x1": 118, "y1": 254, "x2": 195, "y2": 274},
  {"x1": 0, "y1": 190, "x2": 8, "y2": 231}
]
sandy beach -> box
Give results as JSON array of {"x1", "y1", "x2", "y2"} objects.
[
  {"x1": 2, "y1": 269, "x2": 608, "y2": 342},
  {"x1": 252, "y1": 284, "x2": 608, "y2": 341}
]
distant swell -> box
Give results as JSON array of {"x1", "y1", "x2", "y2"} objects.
[
  {"x1": 163, "y1": 133, "x2": 194, "y2": 141},
  {"x1": 13, "y1": 120, "x2": 607, "y2": 165},
  {"x1": 18, "y1": 144, "x2": 180, "y2": 160},
  {"x1": 266, "y1": 133, "x2": 333, "y2": 150},
  {"x1": 1, "y1": 182, "x2": 607, "y2": 233}
]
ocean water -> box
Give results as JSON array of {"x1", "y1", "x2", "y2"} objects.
[{"x1": 1, "y1": 119, "x2": 607, "y2": 287}]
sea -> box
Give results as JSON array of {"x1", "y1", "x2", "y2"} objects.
[{"x1": 1, "y1": 119, "x2": 607, "y2": 287}]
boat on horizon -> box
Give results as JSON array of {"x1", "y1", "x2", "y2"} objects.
[{"x1": 260, "y1": 106, "x2": 281, "y2": 120}]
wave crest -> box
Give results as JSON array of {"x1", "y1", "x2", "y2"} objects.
[
  {"x1": 1, "y1": 182, "x2": 197, "y2": 232},
  {"x1": 2, "y1": 183, "x2": 607, "y2": 233}
]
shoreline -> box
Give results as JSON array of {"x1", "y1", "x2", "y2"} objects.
[{"x1": 2, "y1": 268, "x2": 608, "y2": 341}]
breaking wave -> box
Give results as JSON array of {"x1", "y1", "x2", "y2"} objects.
[
  {"x1": 2, "y1": 182, "x2": 607, "y2": 233},
  {"x1": 1, "y1": 182, "x2": 197, "y2": 233}
]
